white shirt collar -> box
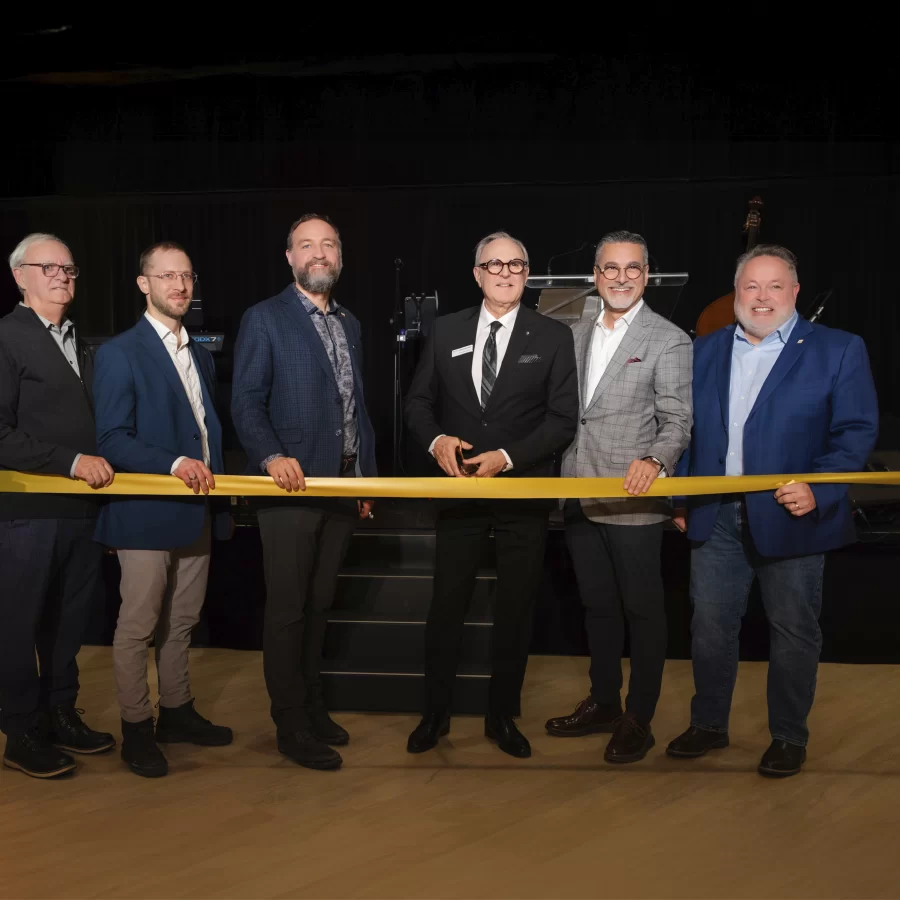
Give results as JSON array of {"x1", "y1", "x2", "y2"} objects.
[
  {"x1": 144, "y1": 310, "x2": 189, "y2": 348},
  {"x1": 597, "y1": 298, "x2": 644, "y2": 332},
  {"x1": 20, "y1": 301, "x2": 73, "y2": 334},
  {"x1": 479, "y1": 300, "x2": 520, "y2": 330}
]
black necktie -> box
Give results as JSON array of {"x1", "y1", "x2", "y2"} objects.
[{"x1": 481, "y1": 321, "x2": 502, "y2": 409}]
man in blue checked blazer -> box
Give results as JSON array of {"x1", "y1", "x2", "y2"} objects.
[{"x1": 231, "y1": 214, "x2": 376, "y2": 772}]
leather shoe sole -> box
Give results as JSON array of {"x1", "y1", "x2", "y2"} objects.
[
  {"x1": 604, "y1": 732, "x2": 655, "y2": 764},
  {"x1": 122, "y1": 750, "x2": 168, "y2": 778},
  {"x1": 3, "y1": 756, "x2": 77, "y2": 779},
  {"x1": 51, "y1": 737, "x2": 116, "y2": 755},
  {"x1": 758, "y1": 752, "x2": 806, "y2": 778},
  {"x1": 407, "y1": 721, "x2": 450, "y2": 754},
  {"x1": 666, "y1": 734, "x2": 730, "y2": 759},
  {"x1": 277, "y1": 741, "x2": 343, "y2": 770},
  {"x1": 545, "y1": 719, "x2": 620, "y2": 738}
]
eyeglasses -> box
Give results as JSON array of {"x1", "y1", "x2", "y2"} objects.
[
  {"x1": 19, "y1": 263, "x2": 80, "y2": 278},
  {"x1": 477, "y1": 258, "x2": 528, "y2": 275},
  {"x1": 596, "y1": 264, "x2": 647, "y2": 281},
  {"x1": 147, "y1": 272, "x2": 199, "y2": 285}
]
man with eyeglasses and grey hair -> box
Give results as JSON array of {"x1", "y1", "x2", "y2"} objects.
[
  {"x1": 93, "y1": 241, "x2": 233, "y2": 779},
  {"x1": 405, "y1": 231, "x2": 578, "y2": 758},
  {"x1": 545, "y1": 230, "x2": 692, "y2": 765},
  {"x1": 0, "y1": 233, "x2": 117, "y2": 779}
]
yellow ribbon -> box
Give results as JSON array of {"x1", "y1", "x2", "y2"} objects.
[{"x1": 1, "y1": 471, "x2": 898, "y2": 499}]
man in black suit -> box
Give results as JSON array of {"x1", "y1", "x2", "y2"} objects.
[
  {"x1": 405, "y1": 231, "x2": 578, "y2": 758},
  {"x1": 0, "y1": 233, "x2": 116, "y2": 779}
]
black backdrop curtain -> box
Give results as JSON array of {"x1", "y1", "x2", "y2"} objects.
[{"x1": 2, "y1": 173, "x2": 897, "y2": 472}]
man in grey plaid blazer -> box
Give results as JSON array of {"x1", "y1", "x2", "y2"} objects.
[{"x1": 545, "y1": 230, "x2": 692, "y2": 763}]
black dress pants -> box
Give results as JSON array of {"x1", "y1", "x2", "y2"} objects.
[
  {"x1": 424, "y1": 500, "x2": 549, "y2": 716},
  {"x1": 0, "y1": 517, "x2": 104, "y2": 735},
  {"x1": 564, "y1": 499, "x2": 667, "y2": 725},
  {"x1": 257, "y1": 503, "x2": 356, "y2": 733}
]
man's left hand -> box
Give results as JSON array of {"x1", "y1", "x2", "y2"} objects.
[
  {"x1": 623, "y1": 458, "x2": 662, "y2": 495},
  {"x1": 465, "y1": 450, "x2": 508, "y2": 479},
  {"x1": 358, "y1": 499, "x2": 375, "y2": 520},
  {"x1": 774, "y1": 482, "x2": 817, "y2": 517}
]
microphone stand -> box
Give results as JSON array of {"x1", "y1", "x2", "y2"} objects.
[{"x1": 807, "y1": 288, "x2": 833, "y2": 324}]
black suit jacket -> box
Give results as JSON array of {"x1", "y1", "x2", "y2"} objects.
[
  {"x1": 405, "y1": 303, "x2": 578, "y2": 480},
  {"x1": 0, "y1": 303, "x2": 100, "y2": 519}
]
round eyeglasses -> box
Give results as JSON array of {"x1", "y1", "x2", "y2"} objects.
[
  {"x1": 19, "y1": 263, "x2": 80, "y2": 279},
  {"x1": 477, "y1": 258, "x2": 527, "y2": 275},
  {"x1": 147, "y1": 272, "x2": 199, "y2": 285},
  {"x1": 596, "y1": 264, "x2": 647, "y2": 281}
]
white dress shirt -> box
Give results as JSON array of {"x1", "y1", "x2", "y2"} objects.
[
  {"x1": 430, "y1": 300, "x2": 518, "y2": 470},
  {"x1": 584, "y1": 299, "x2": 644, "y2": 406},
  {"x1": 143, "y1": 311, "x2": 210, "y2": 473}
]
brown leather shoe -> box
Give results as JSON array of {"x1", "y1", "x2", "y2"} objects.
[
  {"x1": 604, "y1": 712, "x2": 655, "y2": 763},
  {"x1": 545, "y1": 696, "x2": 623, "y2": 737}
]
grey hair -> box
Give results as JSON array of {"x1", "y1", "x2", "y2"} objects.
[
  {"x1": 473, "y1": 231, "x2": 529, "y2": 266},
  {"x1": 734, "y1": 244, "x2": 798, "y2": 285},
  {"x1": 9, "y1": 232, "x2": 70, "y2": 270},
  {"x1": 594, "y1": 230, "x2": 649, "y2": 266}
]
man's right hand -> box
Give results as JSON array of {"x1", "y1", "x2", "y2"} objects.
[
  {"x1": 266, "y1": 456, "x2": 306, "y2": 492},
  {"x1": 672, "y1": 507, "x2": 687, "y2": 533},
  {"x1": 73, "y1": 455, "x2": 115, "y2": 489},
  {"x1": 433, "y1": 436, "x2": 471, "y2": 478},
  {"x1": 173, "y1": 458, "x2": 216, "y2": 495}
]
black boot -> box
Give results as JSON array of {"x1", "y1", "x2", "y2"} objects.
[
  {"x1": 155, "y1": 700, "x2": 233, "y2": 746},
  {"x1": 121, "y1": 718, "x2": 168, "y2": 778},
  {"x1": 47, "y1": 704, "x2": 116, "y2": 754},
  {"x1": 407, "y1": 713, "x2": 451, "y2": 754},
  {"x1": 309, "y1": 706, "x2": 349, "y2": 746},
  {"x1": 277, "y1": 730, "x2": 343, "y2": 770},
  {"x1": 3, "y1": 729, "x2": 77, "y2": 779}
]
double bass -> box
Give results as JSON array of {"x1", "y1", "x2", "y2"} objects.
[{"x1": 695, "y1": 196, "x2": 763, "y2": 337}]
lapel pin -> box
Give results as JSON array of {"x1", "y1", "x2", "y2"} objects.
[{"x1": 797, "y1": 339, "x2": 804, "y2": 344}]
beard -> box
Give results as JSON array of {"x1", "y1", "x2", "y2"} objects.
[
  {"x1": 295, "y1": 259, "x2": 342, "y2": 294},
  {"x1": 149, "y1": 291, "x2": 190, "y2": 321}
]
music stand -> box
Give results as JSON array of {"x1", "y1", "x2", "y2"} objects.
[{"x1": 527, "y1": 272, "x2": 690, "y2": 324}]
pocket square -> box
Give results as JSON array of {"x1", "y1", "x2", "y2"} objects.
[
  {"x1": 625, "y1": 357, "x2": 642, "y2": 364},
  {"x1": 518, "y1": 353, "x2": 542, "y2": 364}
]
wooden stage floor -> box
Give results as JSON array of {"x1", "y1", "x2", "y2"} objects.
[{"x1": 2, "y1": 648, "x2": 899, "y2": 899}]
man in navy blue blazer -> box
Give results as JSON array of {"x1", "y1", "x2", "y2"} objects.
[
  {"x1": 666, "y1": 245, "x2": 878, "y2": 777},
  {"x1": 94, "y1": 242, "x2": 233, "y2": 779},
  {"x1": 232, "y1": 214, "x2": 376, "y2": 771}
]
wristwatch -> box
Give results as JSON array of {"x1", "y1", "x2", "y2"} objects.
[{"x1": 642, "y1": 456, "x2": 666, "y2": 474}]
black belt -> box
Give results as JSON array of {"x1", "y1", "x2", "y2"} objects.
[{"x1": 340, "y1": 454, "x2": 357, "y2": 475}]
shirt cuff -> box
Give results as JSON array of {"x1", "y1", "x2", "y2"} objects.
[
  {"x1": 428, "y1": 435, "x2": 447, "y2": 456},
  {"x1": 69, "y1": 453, "x2": 82, "y2": 479},
  {"x1": 499, "y1": 449, "x2": 513, "y2": 472},
  {"x1": 170, "y1": 456, "x2": 187, "y2": 476},
  {"x1": 260, "y1": 453, "x2": 284, "y2": 473}
]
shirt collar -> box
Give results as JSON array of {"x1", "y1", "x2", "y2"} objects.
[
  {"x1": 479, "y1": 300, "x2": 520, "y2": 330},
  {"x1": 144, "y1": 310, "x2": 189, "y2": 347},
  {"x1": 734, "y1": 309, "x2": 799, "y2": 347},
  {"x1": 20, "y1": 301, "x2": 74, "y2": 335},
  {"x1": 598, "y1": 298, "x2": 643, "y2": 331},
  {"x1": 293, "y1": 283, "x2": 338, "y2": 315}
]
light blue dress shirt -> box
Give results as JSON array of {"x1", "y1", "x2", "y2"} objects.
[{"x1": 726, "y1": 311, "x2": 799, "y2": 476}]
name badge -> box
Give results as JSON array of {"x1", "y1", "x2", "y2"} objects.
[{"x1": 452, "y1": 345, "x2": 474, "y2": 358}]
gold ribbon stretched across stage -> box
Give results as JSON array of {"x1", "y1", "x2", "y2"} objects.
[{"x1": 0, "y1": 471, "x2": 898, "y2": 499}]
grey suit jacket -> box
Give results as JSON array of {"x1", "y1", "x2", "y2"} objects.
[{"x1": 561, "y1": 301, "x2": 693, "y2": 525}]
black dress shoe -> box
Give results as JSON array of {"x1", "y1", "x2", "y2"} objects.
[
  {"x1": 155, "y1": 700, "x2": 233, "y2": 746},
  {"x1": 407, "y1": 713, "x2": 450, "y2": 754},
  {"x1": 758, "y1": 740, "x2": 806, "y2": 778},
  {"x1": 47, "y1": 704, "x2": 116, "y2": 755},
  {"x1": 666, "y1": 725, "x2": 730, "y2": 759},
  {"x1": 604, "y1": 712, "x2": 655, "y2": 763},
  {"x1": 309, "y1": 707, "x2": 349, "y2": 746},
  {"x1": 277, "y1": 730, "x2": 343, "y2": 770},
  {"x1": 3, "y1": 729, "x2": 77, "y2": 778},
  {"x1": 485, "y1": 714, "x2": 531, "y2": 759},
  {"x1": 545, "y1": 696, "x2": 623, "y2": 737},
  {"x1": 121, "y1": 718, "x2": 168, "y2": 778}
]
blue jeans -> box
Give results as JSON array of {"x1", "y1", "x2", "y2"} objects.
[{"x1": 689, "y1": 500, "x2": 825, "y2": 746}]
